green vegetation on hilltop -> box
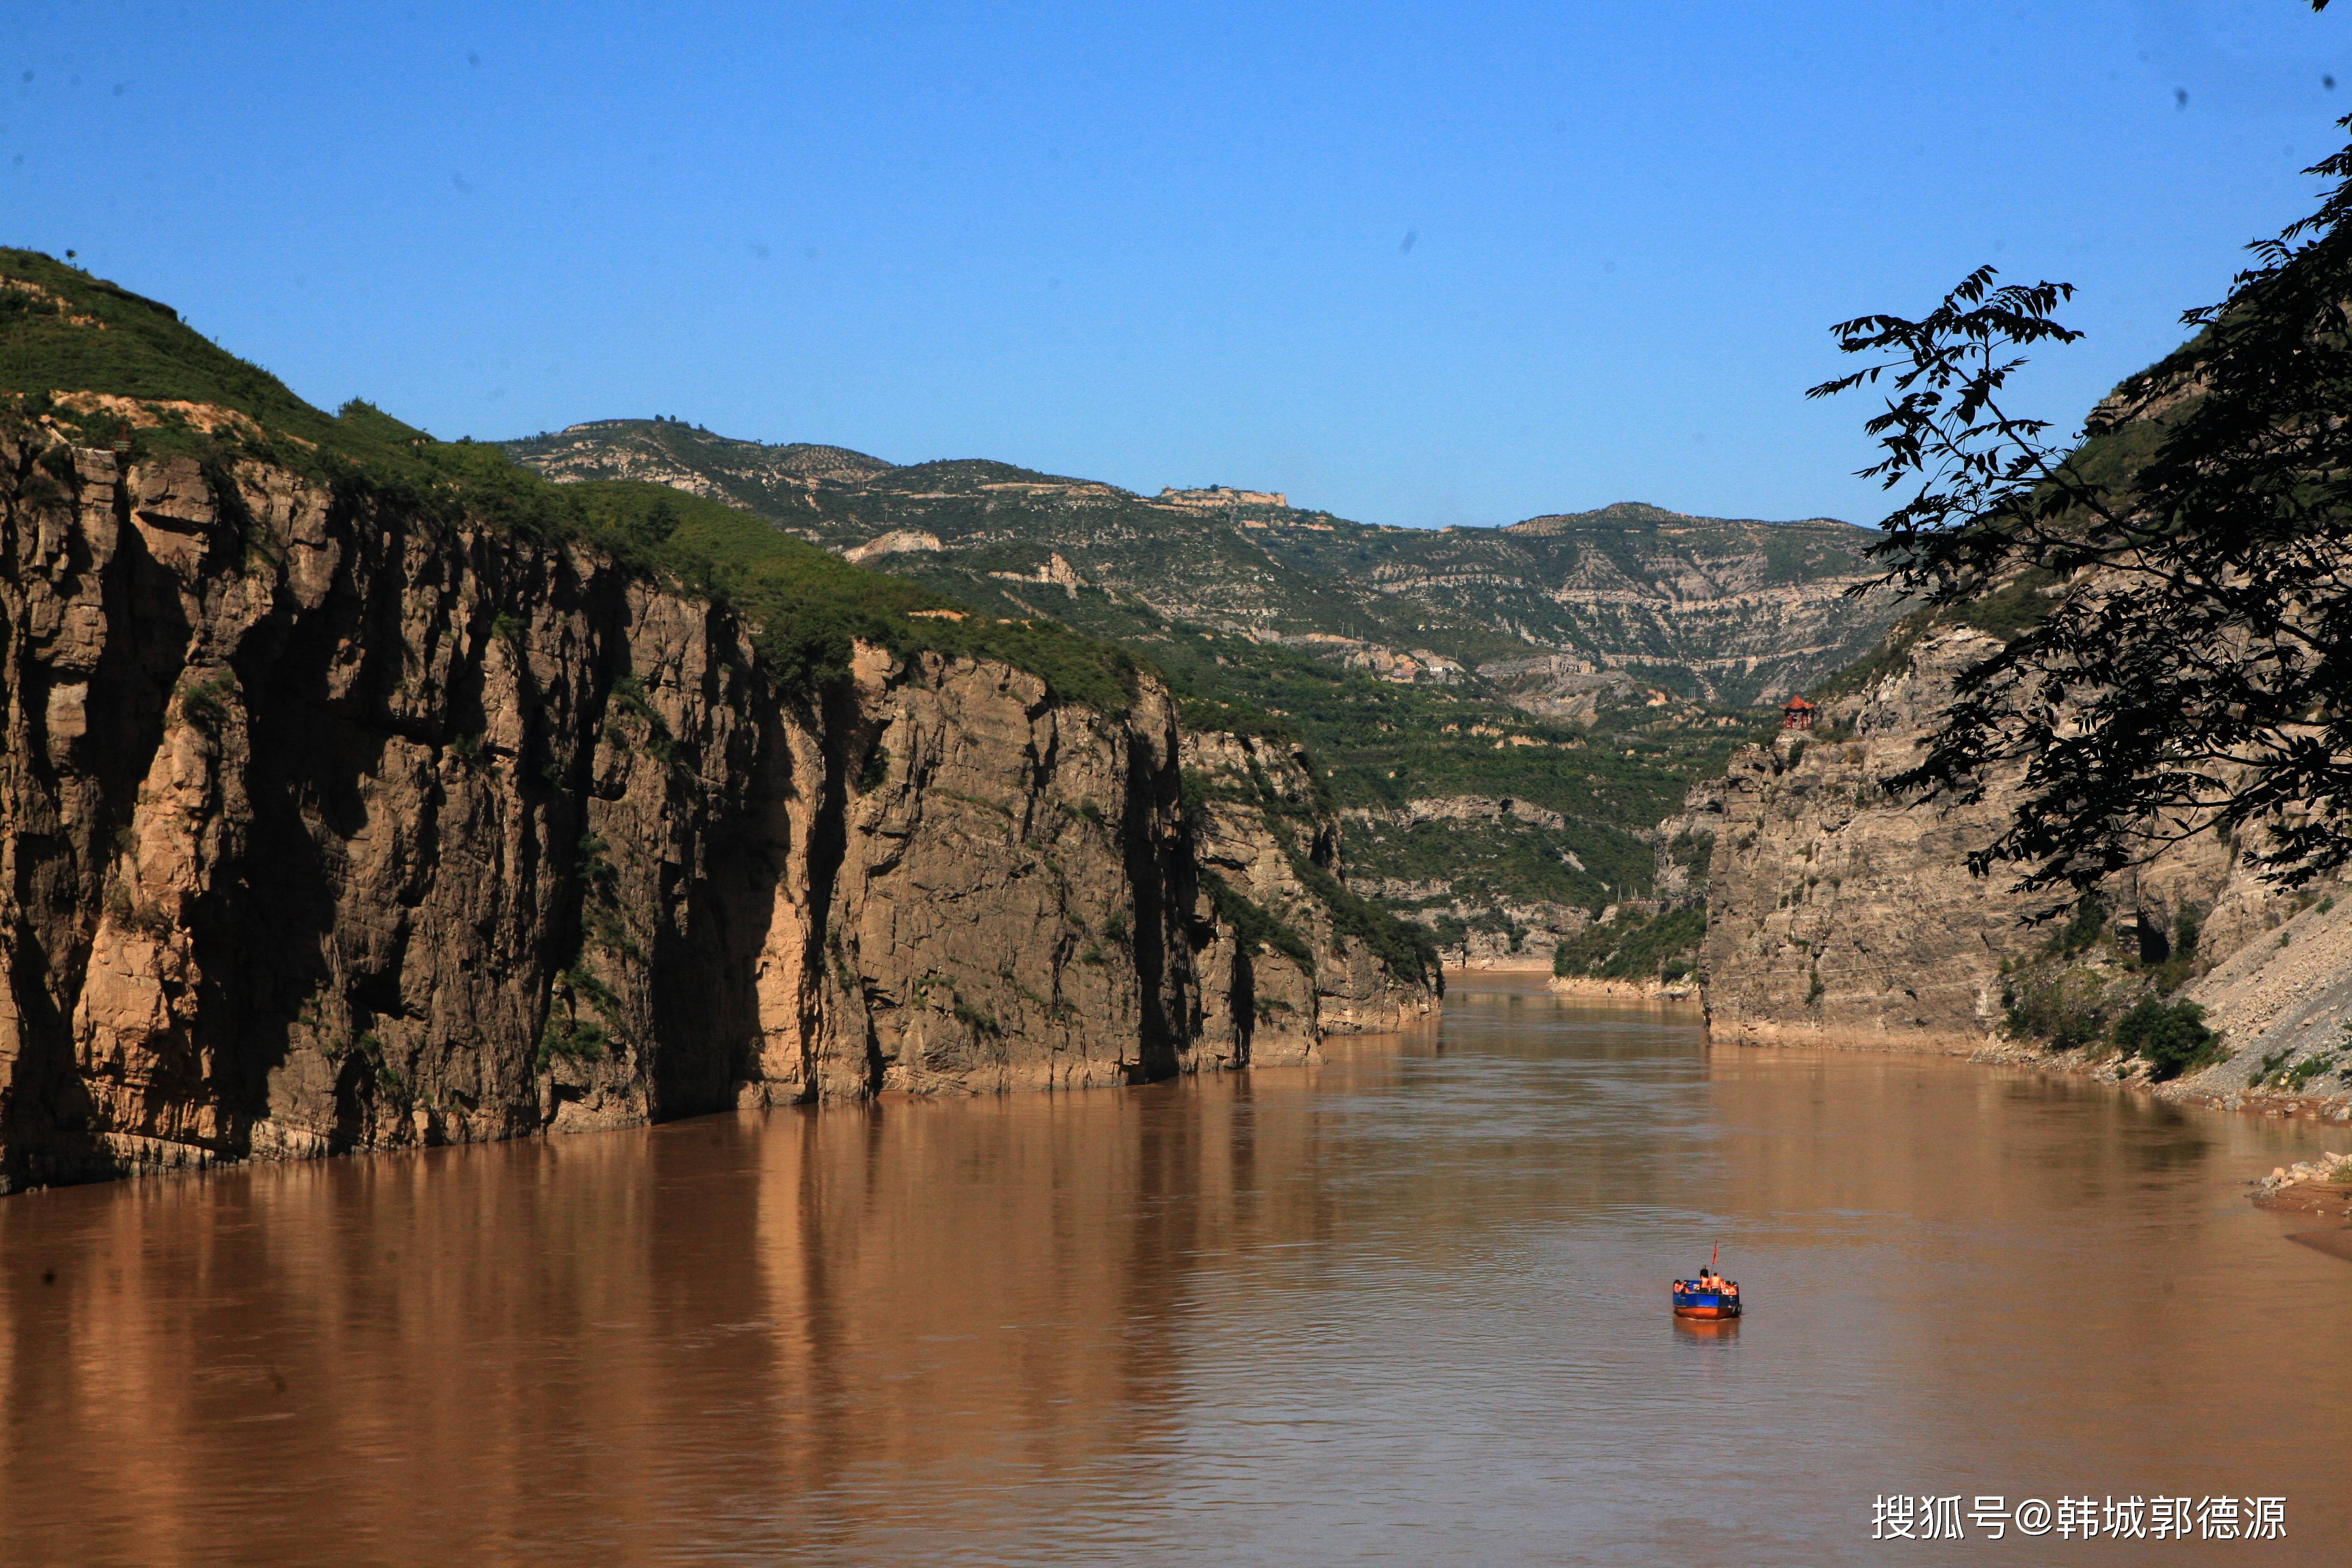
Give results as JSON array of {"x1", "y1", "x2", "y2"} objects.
[
  {"x1": 0, "y1": 249, "x2": 1140, "y2": 712},
  {"x1": 0, "y1": 247, "x2": 338, "y2": 444},
  {"x1": 573, "y1": 483, "x2": 1140, "y2": 708},
  {"x1": 506, "y1": 419, "x2": 1901, "y2": 710},
  {"x1": 869, "y1": 534, "x2": 1760, "y2": 921}
]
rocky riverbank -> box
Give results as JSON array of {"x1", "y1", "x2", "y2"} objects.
[
  {"x1": 2252, "y1": 1152, "x2": 2352, "y2": 1207},
  {"x1": 1544, "y1": 975, "x2": 1697, "y2": 1000}
]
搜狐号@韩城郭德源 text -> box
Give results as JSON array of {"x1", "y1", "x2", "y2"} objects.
[{"x1": 1872, "y1": 1494, "x2": 2285, "y2": 1543}]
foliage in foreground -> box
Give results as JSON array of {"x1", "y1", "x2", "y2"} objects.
[{"x1": 1811, "y1": 93, "x2": 2352, "y2": 904}]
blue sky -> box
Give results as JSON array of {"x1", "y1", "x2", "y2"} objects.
[{"x1": 7, "y1": 2, "x2": 2350, "y2": 527}]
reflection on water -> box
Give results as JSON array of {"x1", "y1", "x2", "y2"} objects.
[
  {"x1": 3, "y1": 974, "x2": 2348, "y2": 1565},
  {"x1": 1674, "y1": 1316, "x2": 1740, "y2": 1341}
]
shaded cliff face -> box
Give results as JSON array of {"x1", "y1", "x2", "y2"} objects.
[
  {"x1": 0, "y1": 430, "x2": 1334, "y2": 1192},
  {"x1": 1181, "y1": 731, "x2": 1440, "y2": 1058}
]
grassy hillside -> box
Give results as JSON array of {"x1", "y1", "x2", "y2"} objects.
[
  {"x1": 1, "y1": 248, "x2": 341, "y2": 445},
  {"x1": 0, "y1": 249, "x2": 1138, "y2": 711}
]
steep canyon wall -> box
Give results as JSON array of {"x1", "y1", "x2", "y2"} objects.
[
  {"x1": 1688, "y1": 627, "x2": 2349, "y2": 1108},
  {"x1": 1684, "y1": 631, "x2": 2057, "y2": 1049},
  {"x1": 0, "y1": 432, "x2": 1432, "y2": 1192}
]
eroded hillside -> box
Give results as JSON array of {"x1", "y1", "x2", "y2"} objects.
[
  {"x1": 507, "y1": 422, "x2": 1898, "y2": 710},
  {"x1": 1686, "y1": 622, "x2": 2352, "y2": 1117}
]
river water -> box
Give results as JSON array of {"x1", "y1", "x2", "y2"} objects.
[{"x1": 4, "y1": 974, "x2": 2348, "y2": 1566}]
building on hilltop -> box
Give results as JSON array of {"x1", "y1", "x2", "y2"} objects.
[{"x1": 1157, "y1": 485, "x2": 1287, "y2": 509}]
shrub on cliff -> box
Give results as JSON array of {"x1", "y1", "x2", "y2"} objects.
[
  {"x1": 1551, "y1": 904, "x2": 1705, "y2": 983},
  {"x1": 1287, "y1": 852, "x2": 1440, "y2": 986},
  {"x1": 2111, "y1": 996, "x2": 2220, "y2": 1081},
  {"x1": 2044, "y1": 893, "x2": 2110, "y2": 960},
  {"x1": 1199, "y1": 871, "x2": 1316, "y2": 971},
  {"x1": 2000, "y1": 968, "x2": 2109, "y2": 1051}
]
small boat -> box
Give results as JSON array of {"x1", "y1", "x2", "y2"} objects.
[
  {"x1": 1671, "y1": 1278, "x2": 1741, "y2": 1319},
  {"x1": 1672, "y1": 1242, "x2": 1742, "y2": 1320}
]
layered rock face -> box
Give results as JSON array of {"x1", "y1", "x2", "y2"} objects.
[
  {"x1": 1689, "y1": 628, "x2": 2341, "y2": 1094},
  {"x1": 792, "y1": 646, "x2": 1203, "y2": 1100},
  {"x1": 1688, "y1": 630, "x2": 2241, "y2": 1049},
  {"x1": 0, "y1": 433, "x2": 1424, "y2": 1192},
  {"x1": 1685, "y1": 631, "x2": 2042, "y2": 1047},
  {"x1": 509, "y1": 428, "x2": 1901, "y2": 710}
]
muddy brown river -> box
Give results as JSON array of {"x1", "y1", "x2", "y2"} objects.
[{"x1": 3, "y1": 974, "x2": 2348, "y2": 1565}]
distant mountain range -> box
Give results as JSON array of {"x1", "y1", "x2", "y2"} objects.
[
  {"x1": 502, "y1": 418, "x2": 1901, "y2": 962},
  {"x1": 504, "y1": 419, "x2": 1897, "y2": 715}
]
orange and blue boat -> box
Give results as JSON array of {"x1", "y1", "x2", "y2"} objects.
[{"x1": 1672, "y1": 1244, "x2": 1741, "y2": 1320}]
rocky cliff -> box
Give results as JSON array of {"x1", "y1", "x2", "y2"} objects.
[
  {"x1": 1181, "y1": 731, "x2": 1441, "y2": 1054},
  {"x1": 0, "y1": 427, "x2": 1434, "y2": 1193},
  {"x1": 503, "y1": 421, "x2": 1812, "y2": 969},
  {"x1": 1689, "y1": 625, "x2": 2350, "y2": 1114},
  {"x1": 1684, "y1": 629, "x2": 2059, "y2": 1048}
]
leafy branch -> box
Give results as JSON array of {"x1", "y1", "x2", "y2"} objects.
[{"x1": 1811, "y1": 99, "x2": 2352, "y2": 902}]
